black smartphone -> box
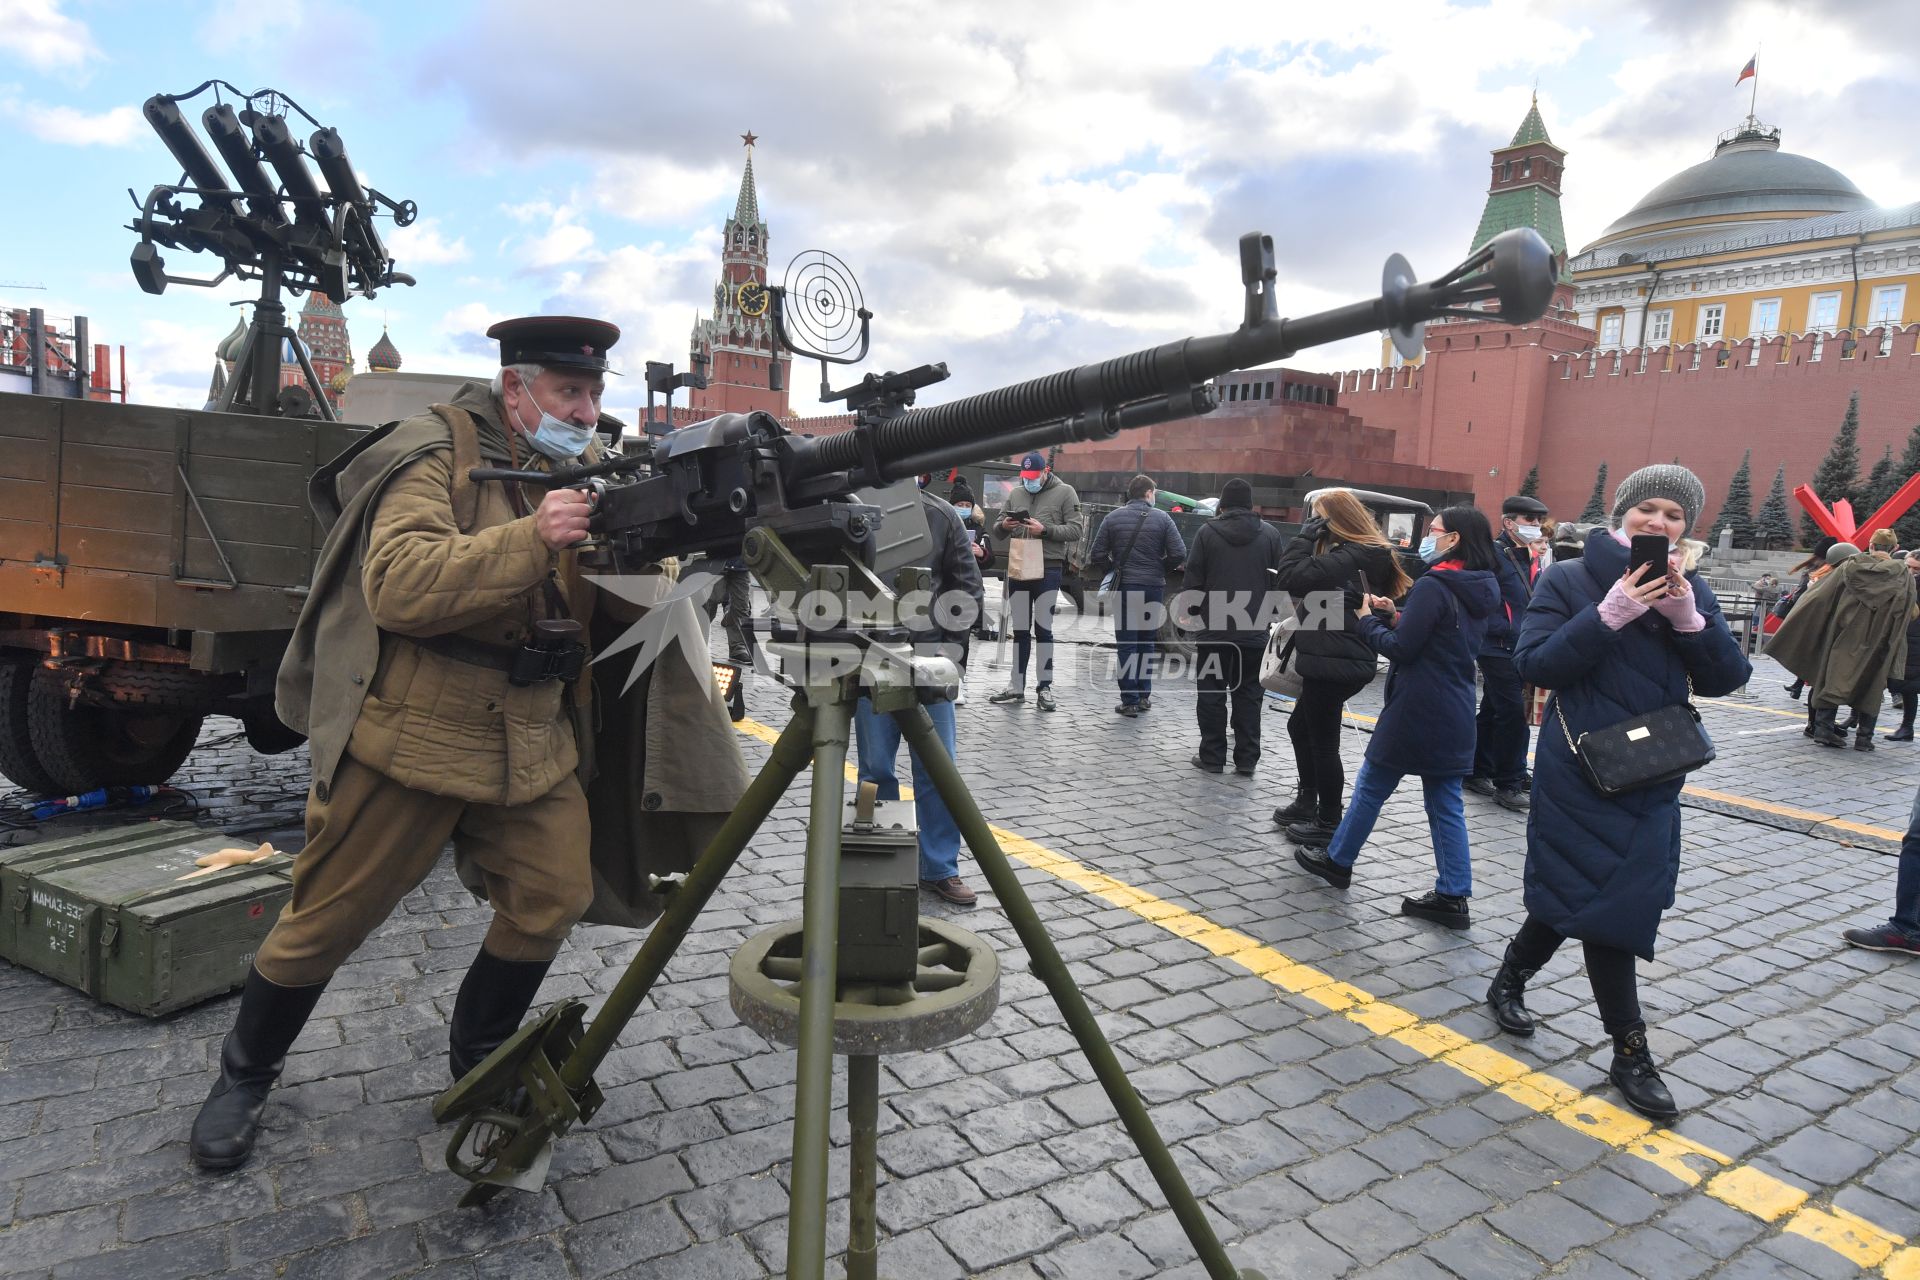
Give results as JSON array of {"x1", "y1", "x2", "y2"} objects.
[{"x1": 1627, "y1": 534, "x2": 1670, "y2": 585}]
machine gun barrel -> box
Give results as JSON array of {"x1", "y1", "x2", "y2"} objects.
[
  {"x1": 142, "y1": 96, "x2": 240, "y2": 215},
  {"x1": 201, "y1": 104, "x2": 286, "y2": 226},
  {"x1": 803, "y1": 227, "x2": 1553, "y2": 486},
  {"x1": 250, "y1": 113, "x2": 327, "y2": 218}
]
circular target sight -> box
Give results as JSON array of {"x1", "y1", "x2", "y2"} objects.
[{"x1": 781, "y1": 249, "x2": 866, "y2": 360}]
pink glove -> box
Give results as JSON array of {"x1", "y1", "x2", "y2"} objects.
[
  {"x1": 1649, "y1": 576, "x2": 1705, "y2": 632},
  {"x1": 1598, "y1": 580, "x2": 1649, "y2": 630}
]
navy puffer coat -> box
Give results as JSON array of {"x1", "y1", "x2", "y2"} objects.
[
  {"x1": 1514, "y1": 529, "x2": 1751, "y2": 958},
  {"x1": 1359, "y1": 566, "x2": 1500, "y2": 777}
]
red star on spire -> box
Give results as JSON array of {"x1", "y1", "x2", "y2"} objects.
[{"x1": 740, "y1": 131, "x2": 758, "y2": 148}]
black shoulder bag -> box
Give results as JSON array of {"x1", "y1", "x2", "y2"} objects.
[{"x1": 1552, "y1": 562, "x2": 1715, "y2": 797}]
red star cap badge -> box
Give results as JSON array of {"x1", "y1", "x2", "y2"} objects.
[{"x1": 582, "y1": 343, "x2": 594, "y2": 355}]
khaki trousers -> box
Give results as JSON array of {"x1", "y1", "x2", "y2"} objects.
[{"x1": 254, "y1": 751, "x2": 593, "y2": 987}]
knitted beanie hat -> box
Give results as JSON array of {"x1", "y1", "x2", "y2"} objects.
[
  {"x1": 1219, "y1": 478, "x2": 1254, "y2": 509},
  {"x1": 948, "y1": 476, "x2": 976, "y2": 506},
  {"x1": 1609, "y1": 463, "x2": 1706, "y2": 532}
]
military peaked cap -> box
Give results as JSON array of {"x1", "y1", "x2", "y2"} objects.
[{"x1": 486, "y1": 315, "x2": 621, "y2": 374}]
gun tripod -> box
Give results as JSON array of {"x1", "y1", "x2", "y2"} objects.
[{"x1": 433, "y1": 526, "x2": 1266, "y2": 1280}]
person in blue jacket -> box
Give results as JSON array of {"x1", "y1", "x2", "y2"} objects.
[
  {"x1": 1484, "y1": 464, "x2": 1750, "y2": 1120},
  {"x1": 1291, "y1": 506, "x2": 1502, "y2": 930}
]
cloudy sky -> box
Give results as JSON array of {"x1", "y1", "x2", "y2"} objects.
[{"x1": 4, "y1": 0, "x2": 1917, "y2": 420}]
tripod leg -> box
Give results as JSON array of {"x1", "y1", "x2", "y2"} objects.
[
  {"x1": 787, "y1": 699, "x2": 852, "y2": 1280},
  {"x1": 846, "y1": 1053, "x2": 880, "y2": 1280},
  {"x1": 561, "y1": 707, "x2": 815, "y2": 1088},
  {"x1": 896, "y1": 706, "x2": 1251, "y2": 1280}
]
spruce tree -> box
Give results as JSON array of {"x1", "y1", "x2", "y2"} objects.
[
  {"x1": 1518, "y1": 465, "x2": 1539, "y2": 499},
  {"x1": 1803, "y1": 391, "x2": 1862, "y2": 544},
  {"x1": 1579, "y1": 462, "x2": 1609, "y2": 523},
  {"x1": 1710, "y1": 449, "x2": 1754, "y2": 546},
  {"x1": 1862, "y1": 445, "x2": 1897, "y2": 522},
  {"x1": 1894, "y1": 424, "x2": 1920, "y2": 550},
  {"x1": 1754, "y1": 464, "x2": 1795, "y2": 548}
]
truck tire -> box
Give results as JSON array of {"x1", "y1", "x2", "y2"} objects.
[
  {"x1": 0, "y1": 659, "x2": 62, "y2": 795},
  {"x1": 82, "y1": 662, "x2": 230, "y2": 712},
  {"x1": 27, "y1": 667, "x2": 204, "y2": 793}
]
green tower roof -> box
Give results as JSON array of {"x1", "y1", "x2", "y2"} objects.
[{"x1": 1509, "y1": 96, "x2": 1553, "y2": 147}]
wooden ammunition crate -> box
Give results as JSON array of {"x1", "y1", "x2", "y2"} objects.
[{"x1": 0, "y1": 820, "x2": 292, "y2": 1017}]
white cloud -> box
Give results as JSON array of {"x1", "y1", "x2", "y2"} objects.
[
  {"x1": 387, "y1": 216, "x2": 470, "y2": 266},
  {"x1": 0, "y1": 0, "x2": 98, "y2": 73},
  {"x1": 1, "y1": 97, "x2": 139, "y2": 145}
]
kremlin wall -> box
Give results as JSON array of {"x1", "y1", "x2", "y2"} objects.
[{"x1": 1340, "y1": 317, "x2": 1920, "y2": 528}]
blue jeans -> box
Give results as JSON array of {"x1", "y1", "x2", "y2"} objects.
[
  {"x1": 1114, "y1": 583, "x2": 1164, "y2": 705},
  {"x1": 853, "y1": 696, "x2": 962, "y2": 882},
  {"x1": 1895, "y1": 785, "x2": 1920, "y2": 933},
  {"x1": 1326, "y1": 760, "x2": 1472, "y2": 897}
]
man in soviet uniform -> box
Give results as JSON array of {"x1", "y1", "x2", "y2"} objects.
[{"x1": 190, "y1": 316, "x2": 749, "y2": 1171}]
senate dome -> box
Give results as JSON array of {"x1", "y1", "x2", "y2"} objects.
[{"x1": 1582, "y1": 123, "x2": 1872, "y2": 259}]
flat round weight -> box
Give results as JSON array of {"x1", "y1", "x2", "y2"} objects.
[{"x1": 730, "y1": 918, "x2": 1000, "y2": 1055}]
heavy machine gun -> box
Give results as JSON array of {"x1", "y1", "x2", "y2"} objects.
[
  {"x1": 437, "y1": 226, "x2": 1557, "y2": 1280},
  {"x1": 125, "y1": 81, "x2": 416, "y2": 419}
]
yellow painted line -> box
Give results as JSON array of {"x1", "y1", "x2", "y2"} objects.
[
  {"x1": 1683, "y1": 785, "x2": 1905, "y2": 844},
  {"x1": 732, "y1": 714, "x2": 1915, "y2": 1275},
  {"x1": 1698, "y1": 697, "x2": 1812, "y2": 722}
]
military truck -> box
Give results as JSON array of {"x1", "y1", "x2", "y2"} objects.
[{"x1": 0, "y1": 395, "x2": 364, "y2": 794}]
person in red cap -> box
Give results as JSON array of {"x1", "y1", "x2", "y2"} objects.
[
  {"x1": 188, "y1": 315, "x2": 749, "y2": 1172},
  {"x1": 990, "y1": 452, "x2": 1083, "y2": 711}
]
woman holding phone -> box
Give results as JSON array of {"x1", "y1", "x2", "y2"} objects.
[
  {"x1": 1290, "y1": 507, "x2": 1503, "y2": 929},
  {"x1": 1484, "y1": 465, "x2": 1750, "y2": 1119}
]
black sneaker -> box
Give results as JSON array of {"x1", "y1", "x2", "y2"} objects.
[
  {"x1": 1135, "y1": 697, "x2": 1152, "y2": 712},
  {"x1": 1285, "y1": 818, "x2": 1339, "y2": 847},
  {"x1": 1233, "y1": 765, "x2": 1256, "y2": 778},
  {"x1": 1842, "y1": 924, "x2": 1920, "y2": 954},
  {"x1": 1292, "y1": 845, "x2": 1351, "y2": 889},
  {"x1": 1401, "y1": 891, "x2": 1471, "y2": 930},
  {"x1": 1494, "y1": 787, "x2": 1530, "y2": 812},
  {"x1": 1190, "y1": 753, "x2": 1223, "y2": 773},
  {"x1": 1116, "y1": 702, "x2": 1142, "y2": 717},
  {"x1": 1464, "y1": 776, "x2": 1497, "y2": 797},
  {"x1": 1036, "y1": 689, "x2": 1057, "y2": 712},
  {"x1": 1272, "y1": 795, "x2": 1315, "y2": 826},
  {"x1": 989, "y1": 687, "x2": 1025, "y2": 705}
]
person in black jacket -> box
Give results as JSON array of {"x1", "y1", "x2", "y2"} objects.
[
  {"x1": 1270, "y1": 488, "x2": 1411, "y2": 844},
  {"x1": 1292, "y1": 507, "x2": 1503, "y2": 929},
  {"x1": 852, "y1": 483, "x2": 986, "y2": 905},
  {"x1": 1089, "y1": 475, "x2": 1186, "y2": 716},
  {"x1": 1466, "y1": 495, "x2": 1547, "y2": 810},
  {"x1": 1181, "y1": 478, "x2": 1283, "y2": 774}
]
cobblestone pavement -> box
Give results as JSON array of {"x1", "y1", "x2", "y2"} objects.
[{"x1": 1, "y1": 627, "x2": 1917, "y2": 1279}]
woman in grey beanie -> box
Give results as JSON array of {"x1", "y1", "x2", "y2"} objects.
[{"x1": 1486, "y1": 463, "x2": 1750, "y2": 1120}]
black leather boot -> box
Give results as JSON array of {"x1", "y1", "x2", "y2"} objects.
[
  {"x1": 190, "y1": 968, "x2": 328, "y2": 1171},
  {"x1": 1887, "y1": 709, "x2": 1915, "y2": 742},
  {"x1": 1486, "y1": 959, "x2": 1538, "y2": 1037},
  {"x1": 1810, "y1": 707, "x2": 1847, "y2": 747},
  {"x1": 1854, "y1": 714, "x2": 1878, "y2": 751},
  {"x1": 1608, "y1": 1028, "x2": 1678, "y2": 1120},
  {"x1": 1271, "y1": 791, "x2": 1316, "y2": 826},
  {"x1": 448, "y1": 948, "x2": 553, "y2": 1079}
]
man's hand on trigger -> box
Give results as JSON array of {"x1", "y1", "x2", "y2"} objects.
[{"x1": 536, "y1": 487, "x2": 593, "y2": 550}]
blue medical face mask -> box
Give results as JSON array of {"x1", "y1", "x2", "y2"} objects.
[
  {"x1": 1022, "y1": 477, "x2": 1044, "y2": 494},
  {"x1": 516, "y1": 383, "x2": 595, "y2": 460},
  {"x1": 1419, "y1": 533, "x2": 1452, "y2": 564}
]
